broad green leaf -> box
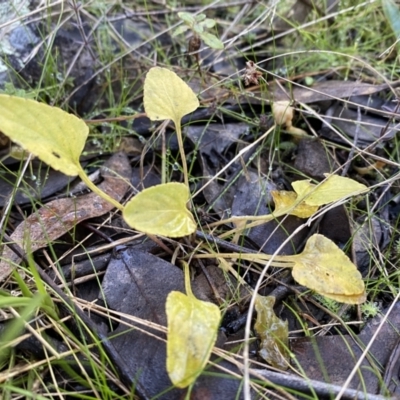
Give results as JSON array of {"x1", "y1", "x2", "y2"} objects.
[
  {"x1": 178, "y1": 11, "x2": 196, "y2": 25},
  {"x1": 166, "y1": 262, "x2": 221, "y2": 388},
  {"x1": 143, "y1": 67, "x2": 199, "y2": 125},
  {"x1": 271, "y1": 190, "x2": 318, "y2": 218},
  {"x1": 292, "y1": 174, "x2": 368, "y2": 206},
  {"x1": 289, "y1": 234, "x2": 366, "y2": 304},
  {"x1": 254, "y1": 295, "x2": 289, "y2": 370},
  {"x1": 172, "y1": 25, "x2": 190, "y2": 37},
  {"x1": 123, "y1": 183, "x2": 196, "y2": 237},
  {"x1": 200, "y1": 18, "x2": 216, "y2": 29},
  {"x1": 0, "y1": 95, "x2": 88, "y2": 176},
  {"x1": 193, "y1": 24, "x2": 204, "y2": 35},
  {"x1": 194, "y1": 13, "x2": 206, "y2": 22},
  {"x1": 199, "y1": 31, "x2": 224, "y2": 49}
]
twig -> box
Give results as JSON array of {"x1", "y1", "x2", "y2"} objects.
[
  {"x1": 251, "y1": 368, "x2": 395, "y2": 400},
  {"x1": 381, "y1": 336, "x2": 400, "y2": 394}
]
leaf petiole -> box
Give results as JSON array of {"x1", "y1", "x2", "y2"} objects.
[
  {"x1": 194, "y1": 252, "x2": 295, "y2": 268},
  {"x1": 77, "y1": 168, "x2": 124, "y2": 211},
  {"x1": 173, "y1": 118, "x2": 189, "y2": 188}
]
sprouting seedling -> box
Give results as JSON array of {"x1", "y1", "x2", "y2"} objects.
[
  {"x1": 173, "y1": 12, "x2": 224, "y2": 76},
  {"x1": 173, "y1": 12, "x2": 224, "y2": 51}
]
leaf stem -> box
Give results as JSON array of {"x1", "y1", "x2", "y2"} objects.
[
  {"x1": 194, "y1": 253, "x2": 295, "y2": 268},
  {"x1": 174, "y1": 119, "x2": 189, "y2": 187},
  {"x1": 182, "y1": 261, "x2": 194, "y2": 298},
  {"x1": 77, "y1": 169, "x2": 124, "y2": 211}
]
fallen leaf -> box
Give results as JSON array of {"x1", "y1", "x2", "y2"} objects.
[
  {"x1": 0, "y1": 152, "x2": 131, "y2": 282},
  {"x1": 166, "y1": 261, "x2": 221, "y2": 388},
  {"x1": 0, "y1": 95, "x2": 88, "y2": 176},
  {"x1": 143, "y1": 67, "x2": 199, "y2": 125},
  {"x1": 102, "y1": 248, "x2": 187, "y2": 399},
  {"x1": 289, "y1": 234, "x2": 366, "y2": 304},
  {"x1": 123, "y1": 182, "x2": 196, "y2": 237},
  {"x1": 254, "y1": 295, "x2": 289, "y2": 370}
]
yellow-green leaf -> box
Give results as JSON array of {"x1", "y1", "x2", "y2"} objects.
[
  {"x1": 254, "y1": 295, "x2": 289, "y2": 370},
  {"x1": 200, "y1": 32, "x2": 224, "y2": 49},
  {"x1": 289, "y1": 234, "x2": 366, "y2": 304},
  {"x1": 0, "y1": 95, "x2": 88, "y2": 176},
  {"x1": 292, "y1": 174, "x2": 368, "y2": 206},
  {"x1": 122, "y1": 182, "x2": 196, "y2": 237},
  {"x1": 166, "y1": 262, "x2": 220, "y2": 388},
  {"x1": 143, "y1": 67, "x2": 199, "y2": 125}
]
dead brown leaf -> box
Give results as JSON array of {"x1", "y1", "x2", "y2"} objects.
[{"x1": 0, "y1": 152, "x2": 131, "y2": 282}]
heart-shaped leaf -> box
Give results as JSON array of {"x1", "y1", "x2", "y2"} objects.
[
  {"x1": 123, "y1": 182, "x2": 196, "y2": 237},
  {"x1": 0, "y1": 95, "x2": 88, "y2": 176},
  {"x1": 166, "y1": 262, "x2": 220, "y2": 388},
  {"x1": 143, "y1": 67, "x2": 199, "y2": 125},
  {"x1": 290, "y1": 234, "x2": 366, "y2": 304}
]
